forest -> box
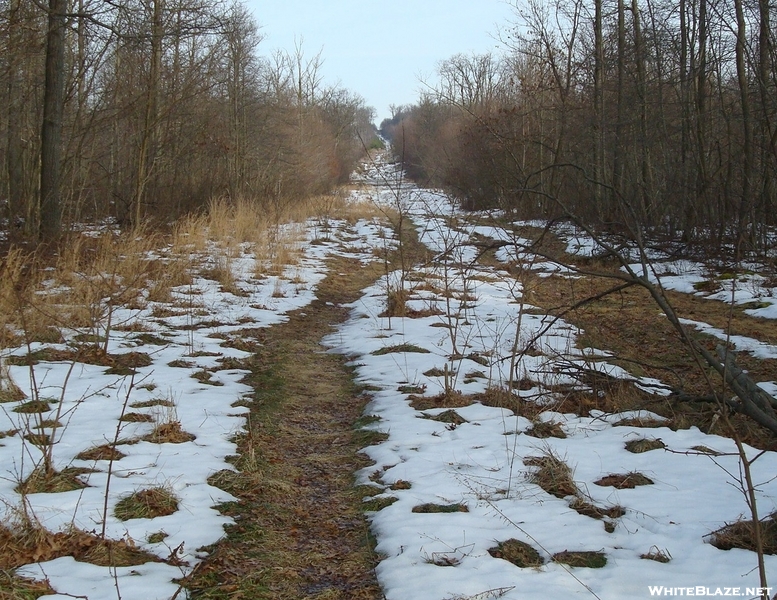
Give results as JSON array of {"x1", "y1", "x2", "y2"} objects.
[
  {"x1": 382, "y1": 0, "x2": 777, "y2": 257},
  {"x1": 0, "y1": 0, "x2": 377, "y2": 239}
]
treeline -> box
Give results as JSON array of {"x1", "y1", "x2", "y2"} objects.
[
  {"x1": 382, "y1": 0, "x2": 777, "y2": 253},
  {"x1": 1, "y1": 0, "x2": 376, "y2": 239}
]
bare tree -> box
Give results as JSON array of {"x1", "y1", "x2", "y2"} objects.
[{"x1": 39, "y1": 0, "x2": 67, "y2": 238}]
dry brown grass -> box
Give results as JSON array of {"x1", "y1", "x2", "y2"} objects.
[
  {"x1": 422, "y1": 409, "x2": 468, "y2": 425},
  {"x1": 11, "y1": 400, "x2": 51, "y2": 414},
  {"x1": 552, "y1": 550, "x2": 607, "y2": 568},
  {"x1": 625, "y1": 438, "x2": 667, "y2": 453},
  {"x1": 516, "y1": 253, "x2": 777, "y2": 448},
  {"x1": 2, "y1": 228, "x2": 187, "y2": 354},
  {"x1": 524, "y1": 452, "x2": 578, "y2": 499},
  {"x1": 0, "y1": 569, "x2": 55, "y2": 600},
  {"x1": 50, "y1": 227, "x2": 166, "y2": 332},
  {"x1": 595, "y1": 472, "x2": 654, "y2": 489},
  {"x1": 173, "y1": 196, "x2": 324, "y2": 281},
  {"x1": 130, "y1": 398, "x2": 175, "y2": 409},
  {"x1": 411, "y1": 503, "x2": 469, "y2": 513},
  {"x1": 474, "y1": 386, "x2": 526, "y2": 415},
  {"x1": 381, "y1": 287, "x2": 410, "y2": 317},
  {"x1": 76, "y1": 444, "x2": 126, "y2": 462},
  {"x1": 409, "y1": 391, "x2": 474, "y2": 411},
  {"x1": 524, "y1": 450, "x2": 624, "y2": 522},
  {"x1": 144, "y1": 421, "x2": 196, "y2": 444},
  {"x1": 0, "y1": 368, "x2": 26, "y2": 404},
  {"x1": 0, "y1": 248, "x2": 54, "y2": 346},
  {"x1": 0, "y1": 517, "x2": 160, "y2": 570},
  {"x1": 568, "y1": 497, "x2": 625, "y2": 520},
  {"x1": 641, "y1": 546, "x2": 672, "y2": 562},
  {"x1": 15, "y1": 466, "x2": 92, "y2": 494},
  {"x1": 114, "y1": 487, "x2": 179, "y2": 521},
  {"x1": 488, "y1": 538, "x2": 545, "y2": 568},
  {"x1": 119, "y1": 411, "x2": 154, "y2": 423},
  {"x1": 526, "y1": 419, "x2": 567, "y2": 439},
  {"x1": 708, "y1": 514, "x2": 777, "y2": 554}
]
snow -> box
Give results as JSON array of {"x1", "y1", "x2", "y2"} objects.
[{"x1": 3, "y1": 157, "x2": 777, "y2": 599}]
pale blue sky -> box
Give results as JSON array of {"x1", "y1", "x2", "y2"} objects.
[{"x1": 245, "y1": 0, "x2": 515, "y2": 122}]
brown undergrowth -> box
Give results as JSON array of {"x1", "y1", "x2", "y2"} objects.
[
  {"x1": 184, "y1": 256, "x2": 388, "y2": 600},
  {"x1": 0, "y1": 518, "x2": 160, "y2": 571},
  {"x1": 493, "y1": 243, "x2": 777, "y2": 449}
]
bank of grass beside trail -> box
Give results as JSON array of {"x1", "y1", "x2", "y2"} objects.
[
  {"x1": 478, "y1": 236, "x2": 777, "y2": 449},
  {"x1": 0, "y1": 191, "x2": 376, "y2": 345},
  {"x1": 0, "y1": 191, "x2": 396, "y2": 600},
  {"x1": 184, "y1": 255, "x2": 388, "y2": 600}
]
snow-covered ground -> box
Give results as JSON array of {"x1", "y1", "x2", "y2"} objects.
[
  {"x1": 1, "y1": 215, "x2": 394, "y2": 599},
  {"x1": 327, "y1": 161, "x2": 777, "y2": 600},
  {"x1": 3, "y1": 155, "x2": 777, "y2": 599}
]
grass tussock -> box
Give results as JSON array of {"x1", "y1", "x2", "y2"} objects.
[
  {"x1": 409, "y1": 390, "x2": 473, "y2": 411},
  {"x1": 390, "y1": 480, "x2": 412, "y2": 490},
  {"x1": 15, "y1": 467, "x2": 92, "y2": 494},
  {"x1": 488, "y1": 538, "x2": 545, "y2": 568},
  {"x1": 411, "y1": 503, "x2": 469, "y2": 514},
  {"x1": 0, "y1": 429, "x2": 19, "y2": 440},
  {"x1": 382, "y1": 287, "x2": 409, "y2": 318},
  {"x1": 76, "y1": 444, "x2": 126, "y2": 462},
  {"x1": 119, "y1": 412, "x2": 154, "y2": 423},
  {"x1": 422, "y1": 410, "x2": 468, "y2": 425},
  {"x1": 625, "y1": 438, "x2": 666, "y2": 453},
  {"x1": 526, "y1": 419, "x2": 567, "y2": 439},
  {"x1": 143, "y1": 421, "x2": 196, "y2": 444},
  {"x1": 568, "y1": 497, "x2": 625, "y2": 520},
  {"x1": 130, "y1": 398, "x2": 175, "y2": 409},
  {"x1": 595, "y1": 472, "x2": 654, "y2": 489},
  {"x1": 524, "y1": 452, "x2": 578, "y2": 499},
  {"x1": 641, "y1": 546, "x2": 672, "y2": 563},
  {"x1": 613, "y1": 416, "x2": 671, "y2": 429},
  {"x1": 372, "y1": 343, "x2": 431, "y2": 356},
  {"x1": 708, "y1": 514, "x2": 777, "y2": 555},
  {"x1": 23, "y1": 433, "x2": 50, "y2": 447},
  {"x1": 362, "y1": 496, "x2": 398, "y2": 512},
  {"x1": 476, "y1": 386, "x2": 523, "y2": 415},
  {"x1": 11, "y1": 401, "x2": 52, "y2": 414},
  {"x1": 191, "y1": 369, "x2": 223, "y2": 386},
  {"x1": 552, "y1": 550, "x2": 607, "y2": 568},
  {"x1": 114, "y1": 487, "x2": 179, "y2": 521},
  {"x1": 423, "y1": 367, "x2": 456, "y2": 377}
]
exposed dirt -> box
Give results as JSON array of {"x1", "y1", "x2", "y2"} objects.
[{"x1": 185, "y1": 256, "x2": 386, "y2": 600}]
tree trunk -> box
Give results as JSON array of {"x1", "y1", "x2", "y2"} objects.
[
  {"x1": 734, "y1": 0, "x2": 754, "y2": 246},
  {"x1": 133, "y1": 0, "x2": 164, "y2": 226},
  {"x1": 757, "y1": 0, "x2": 775, "y2": 236},
  {"x1": 694, "y1": 0, "x2": 709, "y2": 221},
  {"x1": 39, "y1": 0, "x2": 66, "y2": 239},
  {"x1": 613, "y1": 0, "x2": 626, "y2": 202},
  {"x1": 631, "y1": 0, "x2": 651, "y2": 222},
  {"x1": 593, "y1": 0, "x2": 605, "y2": 212}
]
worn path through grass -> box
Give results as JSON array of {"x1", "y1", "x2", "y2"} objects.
[{"x1": 186, "y1": 255, "x2": 387, "y2": 600}]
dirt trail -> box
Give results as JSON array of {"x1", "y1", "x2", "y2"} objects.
[{"x1": 186, "y1": 255, "x2": 385, "y2": 599}]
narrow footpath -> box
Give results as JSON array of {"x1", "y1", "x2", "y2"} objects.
[{"x1": 186, "y1": 255, "x2": 385, "y2": 599}]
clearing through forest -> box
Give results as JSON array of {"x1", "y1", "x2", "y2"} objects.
[{"x1": 2, "y1": 153, "x2": 777, "y2": 599}]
